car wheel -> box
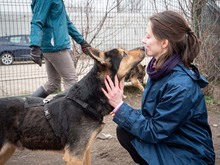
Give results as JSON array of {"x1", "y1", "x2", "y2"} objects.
[{"x1": 0, "y1": 52, "x2": 14, "y2": 65}]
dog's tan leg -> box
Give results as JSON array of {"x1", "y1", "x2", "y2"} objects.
[
  {"x1": 83, "y1": 124, "x2": 104, "y2": 165},
  {"x1": 0, "y1": 144, "x2": 16, "y2": 165},
  {"x1": 83, "y1": 147, "x2": 91, "y2": 165},
  {"x1": 130, "y1": 77, "x2": 144, "y2": 92},
  {"x1": 63, "y1": 147, "x2": 83, "y2": 165}
]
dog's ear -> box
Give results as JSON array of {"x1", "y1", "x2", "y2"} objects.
[{"x1": 87, "y1": 47, "x2": 107, "y2": 65}]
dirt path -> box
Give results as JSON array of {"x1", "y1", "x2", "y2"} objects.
[{"x1": 5, "y1": 89, "x2": 220, "y2": 165}]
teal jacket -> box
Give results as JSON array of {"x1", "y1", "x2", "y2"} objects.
[
  {"x1": 30, "y1": 0, "x2": 84, "y2": 53},
  {"x1": 114, "y1": 64, "x2": 215, "y2": 165}
]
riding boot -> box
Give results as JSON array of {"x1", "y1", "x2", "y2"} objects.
[{"x1": 31, "y1": 86, "x2": 48, "y2": 98}]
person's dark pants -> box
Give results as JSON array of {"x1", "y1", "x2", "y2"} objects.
[{"x1": 116, "y1": 126, "x2": 149, "y2": 165}]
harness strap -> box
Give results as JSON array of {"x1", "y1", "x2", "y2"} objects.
[
  {"x1": 44, "y1": 107, "x2": 51, "y2": 120},
  {"x1": 44, "y1": 105, "x2": 62, "y2": 137},
  {"x1": 66, "y1": 96, "x2": 103, "y2": 122}
]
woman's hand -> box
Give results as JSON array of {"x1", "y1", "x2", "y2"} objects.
[{"x1": 102, "y1": 75, "x2": 124, "y2": 108}]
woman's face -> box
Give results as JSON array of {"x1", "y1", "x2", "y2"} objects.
[{"x1": 142, "y1": 21, "x2": 168, "y2": 59}]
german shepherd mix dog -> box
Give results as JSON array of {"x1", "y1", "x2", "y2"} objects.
[
  {"x1": 125, "y1": 63, "x2": 146, "y2": 92},
  {"x1": 0, "y1": 47, "x2": 145, "y2": 165}
]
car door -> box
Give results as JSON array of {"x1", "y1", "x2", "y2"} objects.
[{"x1": 9, "y1": 35, "x2": 31, "y2": 61}]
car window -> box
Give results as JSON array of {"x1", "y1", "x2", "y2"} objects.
[
  {"x1": 9, "y1": 36, "x2": 29, "y2": 44},
  {"x1": 10, "y1": 36, "x2": 21, "y2": 43},
  {"x1": 20, "y1": 36, "x2": 26, "y2": 43},
  {"x1": 24, "y1": 36, "x2": 30, "y2": 43}
]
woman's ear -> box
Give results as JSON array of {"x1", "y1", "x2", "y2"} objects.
[{"x1": 161, "y1": 39, "x2": 169, "y2": 49}]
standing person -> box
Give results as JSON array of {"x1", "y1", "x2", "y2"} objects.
[
  {"x1": 102, "y1": 11, "x2": 215, "y2": 165},
  {"x1": 30, "y1": 0, "x2": 90, "y2": 98}
]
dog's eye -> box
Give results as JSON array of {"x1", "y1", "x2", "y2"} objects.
[{"x1": 122, "y1": 52, "x2": 127, "y2": 57}]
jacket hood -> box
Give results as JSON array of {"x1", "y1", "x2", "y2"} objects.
[{"x1": 177, "y1": 64, "x2": 208, "y2": 88}]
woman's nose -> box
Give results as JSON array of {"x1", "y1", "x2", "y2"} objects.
[{"x1": 142, "y1": 38, "x2": 146, "y2": 44}]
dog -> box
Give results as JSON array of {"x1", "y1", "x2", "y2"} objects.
[
  {"x1": 124, "y1": 63, "x2": 146, "y2": 92},
  {"x1": 0, "y1": 46, "x2": 145, "y2": 165}
]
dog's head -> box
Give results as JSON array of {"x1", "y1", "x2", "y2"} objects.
[{"x1": 87, "y1": 47, "x2": 145, "y2": 80}]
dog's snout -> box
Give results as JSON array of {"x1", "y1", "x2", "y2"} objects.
[{"x1": 140, "y1": 46, "x2": 145, "y2": 51}]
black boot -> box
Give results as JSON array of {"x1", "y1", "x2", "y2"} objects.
[{"x1": 31, "y1": 86, "x2": 48, "y2": 98}]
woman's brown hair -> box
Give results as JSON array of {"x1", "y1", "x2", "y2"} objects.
[{"x1": 149, "y1": 10, "x2": 200, "y2": 69}]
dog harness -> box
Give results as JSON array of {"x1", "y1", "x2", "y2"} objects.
[
  {"x1": 23, "y1": 95, "x2": 103, "y2": 144},
  {"x1": 66, "y1": 96, "x2": 103, "y2": 122}
]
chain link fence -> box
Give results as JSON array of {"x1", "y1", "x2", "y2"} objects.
[{"x1": 0, "y1": 0, "x2": 219, "y2": 98}]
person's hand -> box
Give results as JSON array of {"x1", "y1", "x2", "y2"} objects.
[
  {"x1": 30, "y1": 46, "x2": 43, "y2": 66},
  {"x1": 80, "y1": 40, "x2": 91, "y2": 55},
  {"x1": 102, "y1": 75, "x2": 124, "y2": 108}
]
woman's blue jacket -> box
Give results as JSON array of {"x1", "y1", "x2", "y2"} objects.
[{"x1": 114, "y1": 64, "x2": 215, "y2": 165}]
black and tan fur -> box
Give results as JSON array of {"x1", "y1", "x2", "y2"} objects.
[
  {"x1": 0, "y1": 47, "x2": 145, "y2": 165},
  {"x1": 125, "y1": 63, "x2": 146, "y2": 92}
]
